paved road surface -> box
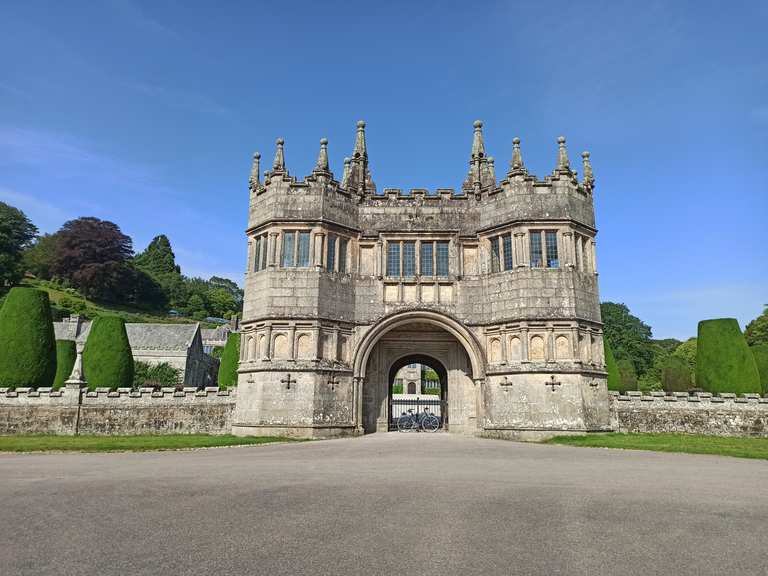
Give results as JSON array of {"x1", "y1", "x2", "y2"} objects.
[{"x1": 2, "y1": 434, "x2": 767, "y2": 575}]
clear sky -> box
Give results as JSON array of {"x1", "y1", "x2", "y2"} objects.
[{"x1": 1, "y1": 0, "x2": 766, "y2": 340}]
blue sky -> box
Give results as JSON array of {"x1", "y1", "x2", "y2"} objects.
[{"x1": 0, "y1": 0, "x2": 766, "y2": 339}]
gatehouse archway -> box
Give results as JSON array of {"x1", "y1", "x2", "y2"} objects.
[
  {"x1": 388, "y1": 354, "x2": 448, "y2": 431},
  {"x1": 352, "y1": 310, "x2": 484, "y2": 435}
]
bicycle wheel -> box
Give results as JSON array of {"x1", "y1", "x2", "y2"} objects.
[
  {"x1": 397, "y1": 415, "x2": 413, "y2": 432},
  {"x1": 422, "y1": 414, "x2": 440, "y2": 432}
]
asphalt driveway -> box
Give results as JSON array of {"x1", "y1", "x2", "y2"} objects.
[{"x1": 1, "y1": 433, "x2": 766, "y2": 576}]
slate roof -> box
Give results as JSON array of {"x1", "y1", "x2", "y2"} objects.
[
  {"x1": 125, "y1": 323, "x2": 199, "y2": 351},
  {"x1": 54, "y1": 320, "x2": 200, "y2": 352}
]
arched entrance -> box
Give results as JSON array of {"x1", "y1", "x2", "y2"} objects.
[
  {"x1": 352, "y1": 310, "x2": 484, "y2": 435},
  {"x1": 388, "y1": 354, "x2": 448, "y2": 431}
]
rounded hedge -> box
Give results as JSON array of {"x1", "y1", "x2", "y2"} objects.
[
  {"x1": 82, "y1": 316, "x2": 134, "y2": 390},
  {"x1": 604, "y1": 340, "x2": 621, "y2": 391},
  {"x1": 53, "y1": 340, "x2": 76, "y2": 389},
  {"x1": 0, "y1": 287, "x2": 56, "y2": 389},
  {"x1": 696, "y1": 318, "x2": 761, "y2": 395},
  {"x1": 662, "y1": 355, "x2": 693, "y2": 393},
  {"x1": 750, "y1": 344, "x2": 768, "y2": 395},
  {"x1": 217, "y1": 332, "x2": 241, "y2": 390}
]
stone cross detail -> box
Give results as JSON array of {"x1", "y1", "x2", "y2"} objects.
[
  {"x1": 545, "y1": 375, "x2": 561, "y2": 392},
  {"x1": 499, "y1": 376, "x2": 513, "y2": 391},
  {"x1": 327, "y1": 374, "x2": 340, "y2": 391},
  {"x1": 281, "y1": 373, "x2": 296, "y2": 390}
]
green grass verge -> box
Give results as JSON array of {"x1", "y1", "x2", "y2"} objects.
[
  {"x1": 0, "y1": 434, "x2": 298, "y2": 453},
  {"x1": 546, "y1": 433, "x2": 768, "y2": 460}
]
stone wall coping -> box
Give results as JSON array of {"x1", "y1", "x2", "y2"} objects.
[
  {"x1": 0, "y1": 387, "x2": 235, "y2": 399},
  {"x1": 611, "y1": 391, "x2": 766, "y2": 404}
]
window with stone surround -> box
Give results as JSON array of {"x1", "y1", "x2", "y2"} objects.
[
  {"x1": 280, "y1": 230, "x2": 312, "y2": 268},
  {"x1": 297, "y1": 231, "x2": 311, "y2": 267},
  {"x1": 403, "y1": 241, "x2": 416, "y2": 277},
  {"x1": 420, "y1": 242, "x2": 434, "y2": 276},
  {"x1": 502, "y1": 233, "x2": 514, "y2": 271},
  {"x1": 545, "y1": 231, "x2": 559, "y2": 268},
  {"x1": 490, "y1": 237, "x2": 500, "y2": 273},
  {"x1": 529, "y1": 232, "x2": 543, "y2": 268},
  {"x1": 387, "y1": 242, "x2": 401, "y2": 277},
  {"x1": 253, "y1": 234, "x2": 268, "y2": 272},
  {"x1": 326, "y1": 234, "x2": 337, "y2": 272},
  {"x1": 436, "y1": 241, "x2": 449, "y2": 277},
  {"x1": 338, "y1": 237, "x2": 348, "y2": 273},
  {"x1": 281, "y1": 232, "x2": 296, "y2": 267}
]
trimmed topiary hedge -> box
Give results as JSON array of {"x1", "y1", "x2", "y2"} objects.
[
  {"x1": 217, "y1": 332, "x2": 241, "y2": 389},
  {"x1": 53, "y1": 340, "x2": 76, "y2": 389},
  {"x1": 604, "y1": 340, "x2": 621, "y2": 391},
  {"x1": 696, "y1": 318, "x2": 761, "y2": 395},
  {"x1": 750, "y1": 344, "x2": 768, "y2": 395},
  {"x1": 82, "y1": 316, "x2": 134, "y2": 390},
  {"x1": 661, "y1": 355, "x2": 693, "y2": 393},
  {"x1": 0, "y1": 287, "x2": 56, "y2": 389}
]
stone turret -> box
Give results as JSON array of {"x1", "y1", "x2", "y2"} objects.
[
  {"x1": 345, "y1": 121, "x2": 376, "y2": 195},
  {"x1": 462, "y1": 120, "x2": 496, "y2": 195}
]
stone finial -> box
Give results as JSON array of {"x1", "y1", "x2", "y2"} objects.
[
  {"x1": 487, "y1": 157, "x2": 496, "y2": 185},
  {"x1": 272, "y1": 138, "x2": 285, "y2": 172},
  {"x1": 315, "y1": 138, "x2": 329, "y2": 172},
  {"x1": 354, "y1": 120, "x2": 367, "y2": 158},
  {"x1": 346, "y1": 120, "x2": 376, "y2": 193},
  {"x1": 462, "y1": 120, "x2": 494, "y2": 194},
  {"x1": 249, "y1": 152, "x2": 261, "y2": 191},
  {"x1": 510, "y1": 137, "x2": 525, "y2": 171},
  {"x1": 341, "y1": 157, "x2": 351, "y2": 187},
  {"x1": 471, "y1": 120, "x2": 485, "y2": 159},
  {"x1": 582, "y1": 150, "x2": 594, "y2": 188},
  {"x1": 556, "y1": 136, "x2": 570, "y2": 172}
]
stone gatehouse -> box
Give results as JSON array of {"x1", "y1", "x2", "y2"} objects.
[{"x1": 233, "y1": 121, "x2": 611, "y2": 439}]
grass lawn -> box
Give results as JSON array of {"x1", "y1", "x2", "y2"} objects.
[
  {"x1": 0, "y1": 434, "x2": 297, "y2": 453},
  {"x1": 547, "y1": 433, "x2": 768, "y2": 460}
]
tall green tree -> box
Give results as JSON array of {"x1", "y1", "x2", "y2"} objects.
[
  {"x1": 0, "y1": 288, "x2": 56, "y2": 388},
  {"x1": 750, "y1": 344, "x2": 768, "y2": 395},
  {"x1": 134, "y1": 235, "x2": 180, "y2": 276},
  {"x1": 745, "y1": 306, "x2": 768, "y2": 347},
  {"x1": 0, "y1": 202, "x2": 38, "y2": 286},
  {"x1": 53, "y1": 340, "x2": 76, "y2": 389},
  {"x1": 22, "y1": 233, "x2": 57, "y2": 279},
  {"x1": 601, "y1": 302, "x2": 654, "y2": 376},
  {"x1": 604, "y1": 340, "x2": 621, "y2": 391}
]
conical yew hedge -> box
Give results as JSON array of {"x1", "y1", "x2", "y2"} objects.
[
  {"x1": 217, "y1": 332, "x2": 241, "y2": 389},
  {"x1": 82, "y1": 316, "x2": 134, "y2": 390},
  {"x1": 53, "y1": 339, "x2": 77, "y2": 389},
  {"x1": 696, "y1": 318, "x2": 761, "y2": 395},
  {"x1": 0, "y1": 287, "x2": 56, "y2": 389}
]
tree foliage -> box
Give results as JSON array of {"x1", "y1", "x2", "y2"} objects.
[
  {"x1": 53, "y1": 340, "x2": 77, "y2": 389},
  {"x1": 217, "y1": 332, "x2": 240, "y2": 389},
  {"x1": 604, "y1": 340, "x2": 621, "y2": 391},
  {"x1": 133, "y1": 361, "x2": 181, "y2": 389},
  {"x1": 601, "y1": 302, "x2": 654, "y2": 376},
  {"x1": 22, "y1": 233, "x2": 57, "y2": 279},
  {"x1": 745, "y1": 307, "x2": 768, "y2": 347},
  {"x1": 750, "y1": 345, "x2": 768, "y2": 395},
  {"x1": 661, "y1": 355, "x2": 693, "y2": 393},
  {"x1": 617, "y1": 358, "x2": 638, "y2": 392},
  {"x1": 0, "y1": 288, "x2": 56, "y2": 388},
  {"x1": 0, "y1": 202, "x2": 38, "y2": 286},
  {"x1": 696, "y1": 319, "x2": 761, "y2": 395},
  {"x1": 82, "y1": 316, "x2": 134, "y2": 390}
]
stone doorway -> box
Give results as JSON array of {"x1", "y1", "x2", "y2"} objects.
[
  {"x1": 388, "y1": 355, "x2": 448, "y2": 431},
  {"x1": 355, "y1": 315, "x2": 482, "y2": 435}
]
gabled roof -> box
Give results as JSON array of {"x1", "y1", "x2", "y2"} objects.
[{"x1": 125, "y1": 323, "x2": 199, "y2": 351}]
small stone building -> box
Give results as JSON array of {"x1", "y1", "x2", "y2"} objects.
[
  {"x1": 234, "y1": 120, "x2": 610, "y2": 439},
  {"x1": 54, "y1": 317, "x2": 218, "y2": 388}
]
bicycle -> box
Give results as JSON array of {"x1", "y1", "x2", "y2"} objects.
[{"x1": 396, "y1": 407, "x2": 440, "y2": 433}]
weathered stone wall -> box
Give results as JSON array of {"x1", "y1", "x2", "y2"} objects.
[
  {"x1": 0, "y1": 387, "x2": 236, "y2": 436},
  {"x1": 610, "y1": 391, "x2": 768, "y2": 437}
]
